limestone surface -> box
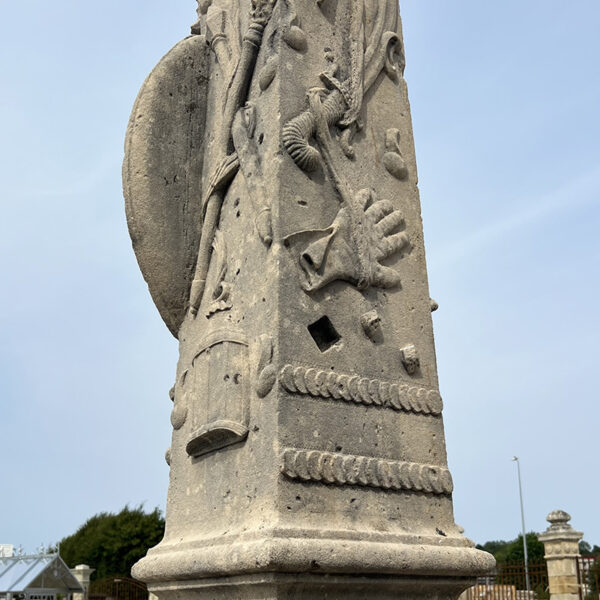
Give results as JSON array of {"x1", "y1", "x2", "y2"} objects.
[{"x1": 124, "y1": 1, "x2": 495, "y2": 598}]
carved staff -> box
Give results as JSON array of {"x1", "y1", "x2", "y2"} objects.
[{"x1": 189, "y1": 1, "x2": 277, "y2": 316}]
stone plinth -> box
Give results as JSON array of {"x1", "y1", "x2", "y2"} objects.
[
  {"x1": 124, "y1": 1, "x2": 495, "y2": 598},
  {"x1": 538, "y1": 510, "x2": 583, "y2": 600},
  {"x1": 150, "y1": 573, "x2": 477, "y2": 600},
  {"x1": 71, "y1": 564, "x2": 94, "y2": 600}
]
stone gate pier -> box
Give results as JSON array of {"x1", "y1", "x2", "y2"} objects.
[
  {"x1": 539, "y1": 510, "x2": 584, "y2": 600},
  {"x1": 123, "y1": 1, "x2": 495, "y2": 598}
]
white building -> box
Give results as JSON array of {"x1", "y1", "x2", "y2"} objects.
[{"x1": 0, "y1": 553, "x2": 83, "y2": 600}]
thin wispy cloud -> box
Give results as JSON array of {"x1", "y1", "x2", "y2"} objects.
[{"x1": 431, "y1": 166, "x2": 600, "y2": 270}]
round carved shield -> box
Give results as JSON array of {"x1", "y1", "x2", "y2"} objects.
[{"x1": 123, "y1": 35, "x2": 209, "y2": 337}]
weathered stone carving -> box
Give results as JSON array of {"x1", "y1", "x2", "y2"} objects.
[
  {"x1": 125, "y1": 1, "x2": 495, "y2": 597},
  {"x1": 170, "y1": 404, "x2": 188, "y2": 431},
  {"x1": 284, "y1": 90, "x2": 411, "y2": 291},
  {"x1": 188, "y1": 0, "x2": 278, "y2": 316},
  {"x1": 185, "y1": 328, "x2": 250, "y2": 458},
  {"x1": 173, "y1": 369, "x2": 190, "y2": 426},
  {"x1": 123, "y1": 34, "x2": 209, "y2": 336},
  {"x1": 282, "y1": 25, "x2": 306, "y2": 52},
  {"x1": 256, "y1": 334, "x2": 277, "y2": 398},
  {"x1": 360, "y1": 310, "x2": 382, "y2": 343},
  {"x1": 205, "y1": 3, "x2": 241, "y2": 81},
  {"x1": 285, "y1": 186, "x2": 410, "y2": 292},
  {"x1": 401, "y1": 344, "x2": 420, "y2": 376},
  {"x1": 283, "y1": 0, "x2": 403, "y2": 169},
  {"x1": 280, "y1": 364, "x2": 443, "y2": 415},
  {"x1": 231, "y1": 103, "x2": 273, "y2": 245},
  {"x1": 258, "y1": 56, "x2": 278, "y2": 91},
  {"x1": 281, "y1": 0, "x2": 306, "y2": 53},
  {"x1": 279, "y1": 1, "x2": 410, "y2": 293},
  {"x1": 281, "y1": 449, "x2": 454, "y2": 495},
  {"x1": 383, "y1": 128, "x2": 409, "y2": 180},
  {"x1": 205, "y1": 231, "x2": 233, "y2": 317}
]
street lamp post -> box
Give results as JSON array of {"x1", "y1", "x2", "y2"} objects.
[{"x1": 513, "y1": 456, "x2": 531, "y2": 593}]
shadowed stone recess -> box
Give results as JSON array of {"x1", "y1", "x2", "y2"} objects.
[{"x1": 124, "y1": 1, "x2": 495, "y2": 598}]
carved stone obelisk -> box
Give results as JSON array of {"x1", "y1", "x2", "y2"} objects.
[{"x1": 124, "y1": 1, "x2": 495, "y2": 598}]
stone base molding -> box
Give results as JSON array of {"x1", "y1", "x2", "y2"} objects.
[
  {"x1": 134, "y1": 528, "x2": 494, "y2": 586},
  {"x1": 148, "y1": 573, "x2": 477, "y2": 600}
]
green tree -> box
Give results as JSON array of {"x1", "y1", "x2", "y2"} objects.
[
  {"x1": 477, "y1": 532, "x2": 544, "y2": 565},
  {"x1": 477, "y1": 540, "x2": 509, "y2": 558},
  {"x1": 580, "y1": 541, "x2": 600, "y2": 557},
  {"x1": 581, "y1": 541, "x2": 593, "y2": 556},
  {"x1": 477, "y1": 533, "x2": 544, "y2": 565},
  {"x1": 57, "y1": 506, "x2": 164, "y2": 580},
  {"x1": 590, "y1": 559, "x2": 600, "y2": 598},
  {"x1": 492, "y1": 534, "x2": 546, "y2": 596},
  {"x1": 502, "y1": 533, "x2": 546, "y2": 564}
]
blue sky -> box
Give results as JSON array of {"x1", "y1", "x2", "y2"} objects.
[{"x1": 1, "y1": 1, "x2": 598, "y2": 553}]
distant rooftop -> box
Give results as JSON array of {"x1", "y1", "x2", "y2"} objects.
[
  {"x1": 0, "y1": 553, "x2": 83, "y2": 596},
  {"x1": 0, "y1": 548, "x2": 13, "y2": 560}
]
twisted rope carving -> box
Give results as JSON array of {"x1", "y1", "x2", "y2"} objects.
[
  {"x1": 281, "y1": 449, "x2": 453, "y2": 495},
  {"x1": 280, "y1": 365, "x2": 443, "y2": 416}
]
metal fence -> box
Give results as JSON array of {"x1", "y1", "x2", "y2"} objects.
[
  {"x1": 579, "y1": 556, "x2": 600, "y2": 600},
  {"x1": 461, "y1": 561, "x2": 549, "y2": 600},
  {"x1": 88, "y1": 577, "x2": 148, "y2": 600},
  {"x1": 84, "y1": 558, "x2": 598, "y2": 600}
]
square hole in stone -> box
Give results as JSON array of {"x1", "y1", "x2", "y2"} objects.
[{"x1": 308, "y1": 316, "x2": 341, "y2": 352}]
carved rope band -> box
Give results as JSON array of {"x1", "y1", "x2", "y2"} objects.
[
  {"x1": 281, "y1": 449, "x2": 453, "y2": 495},
  {"x1": 280, "y1": 365, "x2": 443, "y2": 416}
]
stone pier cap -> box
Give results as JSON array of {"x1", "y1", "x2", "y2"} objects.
[{"x1": 538, "y1": 510, "x2": 584, "y2": 550}]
